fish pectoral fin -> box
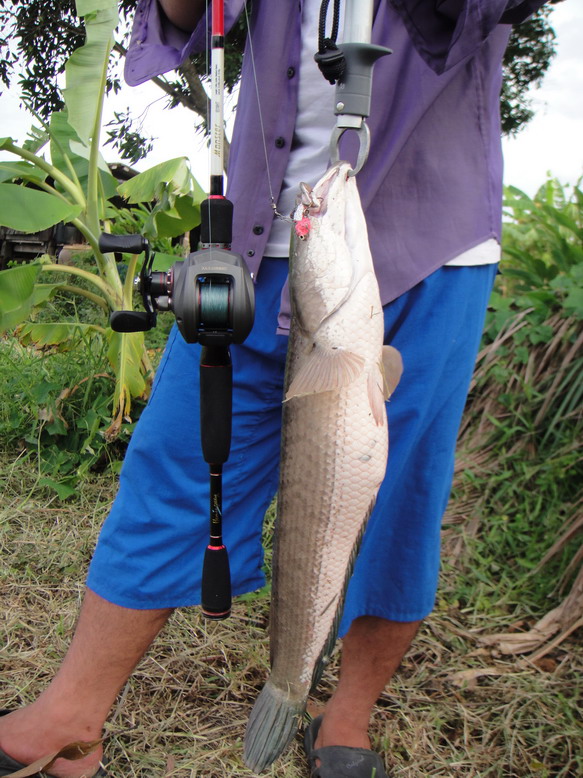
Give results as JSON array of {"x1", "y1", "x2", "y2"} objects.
[
  {"x1": 381, "y1": 345, "x2": 403, "y2": 400},
  {"x1": 285, "y1": 345, "x2": 365, "y2": 400}
]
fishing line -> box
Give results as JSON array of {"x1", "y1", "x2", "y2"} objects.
[
  {"x1": 242, "y1": 0, "x2": 292, "y2": 224},
  {"x1": 199, "y1": 279, "x2": 231, "y2": 327},
  {"x1": 203, "y1": 0, "x2": 215, "y2": 249}
]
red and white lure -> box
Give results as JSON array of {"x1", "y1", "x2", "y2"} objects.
[{"x1": 293, "y1": 182, "x2": 322, "y2": 240}]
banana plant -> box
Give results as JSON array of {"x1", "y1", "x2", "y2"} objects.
[{"x1": 0, "y1": 0, "x2": 205, "y2": 437}]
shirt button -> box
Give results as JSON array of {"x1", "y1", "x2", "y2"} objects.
[
  {"x1": 287, "y1": 67, "x2": 296, "y2": 78},
  {"x1": 247, "y1": 249, "x2": 255, "y2": 257},
  {"x1": 253, "y1": 225, "x2": 264, "y2": 235},
  {"x1": 275, "y1": 137, "x2": 286, "y2": 148}
]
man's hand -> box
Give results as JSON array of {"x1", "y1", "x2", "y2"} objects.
[{"x1": 158, "y1": 0, "x2": 206, "y2": 32}]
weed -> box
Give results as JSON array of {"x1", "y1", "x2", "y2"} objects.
[
  {"x1": 443, "y1": 179, "x2": 582, "y2": 649},
  {"x1": 0, "y1": 333, "x2": 142, "y2": 497}
]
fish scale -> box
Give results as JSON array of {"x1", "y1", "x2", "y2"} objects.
[{"x1": 244, "y1": 163, "x2": 402, "y2": 773}]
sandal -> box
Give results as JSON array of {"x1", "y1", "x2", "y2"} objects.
[
  {"x1": 303, "y1": 715, "x2": 390, "y2": 778},
  {"x1": 0, "y1": 711, "x2": 108, "y2": 778}
]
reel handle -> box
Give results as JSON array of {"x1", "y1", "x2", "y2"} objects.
[
  {"x1": 110, "y1": 310, "x2": 156, "y2": 332},
  {"x1": 98, "y1": 233, "x2": 147, "y2": 255}
]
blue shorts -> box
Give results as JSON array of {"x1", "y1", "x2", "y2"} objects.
[{"x1": 87, "y1": 258, "x2": 496, "y2": 629}]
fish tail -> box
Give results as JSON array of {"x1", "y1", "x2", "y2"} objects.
[{"x1": 244, "y1": 681, "x2": 305, "y2": 772}]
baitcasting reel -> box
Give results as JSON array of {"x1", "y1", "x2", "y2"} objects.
[{"x1": 99, "y1": 200, "x2": 254, "y2": 347}]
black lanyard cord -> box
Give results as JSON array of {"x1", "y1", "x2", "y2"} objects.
[{"x1": 314, "y1": 0, "x2": 345, "y2": 84}]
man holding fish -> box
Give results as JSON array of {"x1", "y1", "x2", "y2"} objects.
[{"x1": 0, "y1": 1, "x2": 548, "y2": 777}]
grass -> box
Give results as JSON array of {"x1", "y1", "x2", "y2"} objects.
[{"x1": 0, "y1": 451, "x2": 581, "y2": 777}]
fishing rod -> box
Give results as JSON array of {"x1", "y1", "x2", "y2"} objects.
[{"x1": 99, "y1": 0, "x2": 254, "y2": 620}]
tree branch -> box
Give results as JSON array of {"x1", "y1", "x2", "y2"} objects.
[
  {"x1": 113, "y1": 41, "x2": 197, "y2": 113},
  {"x1": 113, "y1": 41, "x2": 229, "y2": 171}
]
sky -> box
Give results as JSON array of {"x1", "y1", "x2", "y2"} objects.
[{"x1": 1, "y1": 1, "x2": 581, "y2": 198}]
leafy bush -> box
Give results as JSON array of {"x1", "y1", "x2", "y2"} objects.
[
  {"x1": 445, "y1": 179, "x2": 582, "y2": 632},
  {"x1": 0, "y1": 333, "x2": 142, "y2": 499}
]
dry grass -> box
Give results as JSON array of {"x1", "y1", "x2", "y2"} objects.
[{"x1": 1, "y1": 454, "x2": 581, "y2": 777}]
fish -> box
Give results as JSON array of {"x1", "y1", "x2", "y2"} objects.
[{"x1": 243, "y1": 162, "x2": 403, "y2": 773}]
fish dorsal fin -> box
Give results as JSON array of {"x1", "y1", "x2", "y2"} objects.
[
  {"x1": 285, "y1": 345, "x2": 365, "y2": 400},
  {"x1": 381, "y1": 345, "x2": 403, "y2": 400}
]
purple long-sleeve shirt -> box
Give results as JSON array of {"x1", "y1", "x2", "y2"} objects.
[{"x1": 125, "y1": 0, "x2": 545, "y2": 307}]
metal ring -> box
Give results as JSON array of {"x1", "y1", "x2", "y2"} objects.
[{"x1": 329, "y1": 122, "x2": 371, "y2": 176}]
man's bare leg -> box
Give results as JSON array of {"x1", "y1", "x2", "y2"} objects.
[
  {"x1": 0, "y1": 589, "x2": 171, "y2": 778},
  {"x1": 315, "y1": 616, "x2": 421, "y2": 750}
]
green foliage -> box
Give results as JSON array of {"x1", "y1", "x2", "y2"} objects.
[
  {"x1": 0, "y1": 0, "x2": 86, "y2": 120},
  {"x1": 501, "y1": 4, "x2": 559, "y2": 136},
  {"x1": 499, "y1": 179, "x2": 583, "y2": 316},
  {"x1": 0, "y1": 228, "x2": 179, "y2": 495},
  {"x1": 117, "y1": 157, "x2": 206, "y2": 239},
  {"x1": 0, "y1": 333, "x2": 140, "y2": 498},
  {"x1": 0, "y1": 0, "x2": 204, "y2": 440},
  {"x1": 449, "y1": 178, "x2": 582, "y2": 616},
  {"x1": 0, "y1": 183, "x2": 83, "y2": 231},
  {"x1": 0, "y1": 263, "x2": 41, "y2": 331}
]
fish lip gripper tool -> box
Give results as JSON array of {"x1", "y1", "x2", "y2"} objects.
[{"x1": 316, "y1": 0, "x2": 392, "y2": 176}]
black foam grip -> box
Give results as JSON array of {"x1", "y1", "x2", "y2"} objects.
[
  {"x1": 99, "y1": 233, "x2": 147, "y2": 255},
  {"x1": 200, "y1": 355, "x2": 232, "y2": 464},
  {"x1": 201, "y1": 545, "x2": 231, "y2": 619},
  {"x1": 200, "y1": 198, "x2": 233, "y2": 245},
  {"x1": 110, "y1": 310, "x2": 152, "y2": 332}
]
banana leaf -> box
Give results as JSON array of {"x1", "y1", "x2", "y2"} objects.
[
  {"x1": 118, "y1": 158, "x2": 205, "y2": 238},
  {"x1": 18, "y1": 321, "x2": 106, "y2": 349},
  {"x1": 0, "y1": 184, "x2": 82, "y2": 232},
  {"x1": 118, "y1": 158, "x2": 200, "y2": 203},
  {"x1": 107, "y1": 329, "x2": 150, "y2": 435},
  {"x1": 64, "y1": 0, "x2": 119, "y2": 146},
  {"x1": 0, "y1": 264, "x2": 42, "y2": 333},
  {"x1": 32, "y1": 283, "x2": 72, "y2": 307},
  {"x1": 22, "y1": 125, "x2": 51, "y2": 155},
  {"x1": 49, "y1": 110, "x2": 118, "y2": 202},
  {"x1": 0, "y1": 161, "x2": 48, "y2": 184}
]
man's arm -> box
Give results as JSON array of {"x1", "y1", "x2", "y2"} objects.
[
  {"x1": 391, "y1": 0, "x2": 548, "y2": 73},
  {"x1": 158, "y1": 0, "x2": 206, "y2": 32}
]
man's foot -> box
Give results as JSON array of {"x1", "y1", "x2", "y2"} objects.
[
  {"x1": 304, "y1": 715, "x2": 389, "y2": 778},
  {"x1": 0, "y1": 710, "x2": 105, "y2": 778}
]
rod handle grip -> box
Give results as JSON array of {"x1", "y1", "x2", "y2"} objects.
[
  {"x1": 201, "y1": 544, "x2": 231, "y2": 619},
  {"x1": 200, "y1": 348, "x2": 232, "y2": 464},
  {"x1": 200, "y1": 198, "x2": 233, "y2": 245}
]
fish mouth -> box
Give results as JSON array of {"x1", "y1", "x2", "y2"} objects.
[
  {"x1": 298, "y1": 163, "x2": 350, "y2": 219},
  {"x1": 314, "y1": 163, "x2": 350, "y2": 212}
]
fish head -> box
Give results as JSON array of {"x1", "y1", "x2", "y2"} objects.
[{"x1": 291, "y1": 163, "x2": 365, "y2": 335}]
